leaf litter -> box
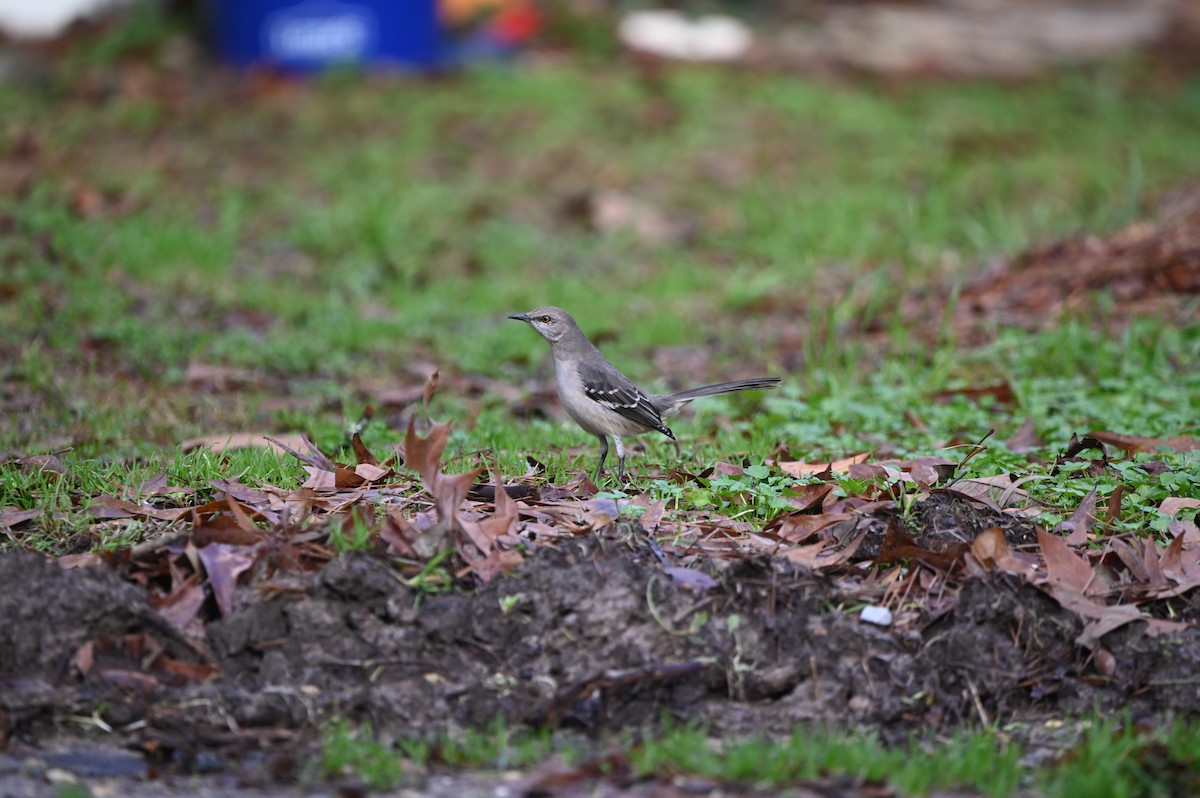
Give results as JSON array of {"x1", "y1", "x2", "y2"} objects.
[{"x1": 3, "y1": 364, "x2": 1200, "y2": 795}]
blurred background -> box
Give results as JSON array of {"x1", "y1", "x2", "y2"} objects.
[{"x1": 1, "y1": 0, "x2": 1198, "y2": 460}]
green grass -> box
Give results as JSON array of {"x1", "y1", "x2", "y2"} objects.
[
  {"x1": 319, "y1": 715, "x2": 1200, "y2": 798},
  {"x1": 1, "y1": 52, "x2": 1199, "y2": 542}
]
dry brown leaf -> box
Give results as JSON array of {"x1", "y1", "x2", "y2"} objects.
[
  {"x1": 405, "y1": 417, "x2": 482, "y2": 539},
  {"x1": 58, "y1": 552, "x2": 103, "y2": 569},
  {"x1": 16, "y1": 454, "x2": 69, "y2": 478},
  {"x1": 934, "y1": 382, "x2": 1015, "y2": 405},
  {"x1": 300, "y1": 467, "x2": 338, "y2": 491},
  {"x1": 784, "y1": 526, "x2": 868, "y2": 569},
  {"x1": 90, "y1": 495, "x2": 190, "y2": 522},
  {"x1": 197, "y1": 543, "x2": 256, "y2": 617},
  {"x1": 1068, "y1": 593, "x2": 1185, "y2": 649},
  {"x1": 350, "y1": 432, "x2": 381, "y2": 467},
  {"x1": 1086, "y1": 431, "x2": 1200, "y2": 455},
  {"x1": 781, "y1": 539, "x2": 831, "y2": 567},
  {"x1": 0, "y1": 506, "x2": 40, "y2": 530},
  {"x1": 879, "y1": 523, "x2": 968, "y2": 572},
  {"x1": 969, "y1": 527, "x2": 1011, "y2": 569},
  {"x1": 777, "y1": 452, "x2": 871, "y2": 477},
  {"x1": 1054, "y1": 488, "x2": 1098, "y2": 546},
  {"x1": 1161, "y1": 497, "x2": 1200, "y2": 517},
  {"x1": 774, "y1": 513, "x2": 853, "y2": 544},
  {"x1": 459, "y1": 548, "x2": 525, "y2": 583},
  {"x1": 334, "y1": 467, "x2": 368, "y2": 489},
  {"x1": 783, "y1": 483, "x2": 834, "y2": 512},
  {"x1": 1143, "y1": 537, "x2": 1167, "y2": 588},
  {"x1": 73, "y1": 640, "x2": 95, "y2": 676},
  {"x1": 379, "y1": 511, "x2": 420, "y2": 557},
  {"x1": 1037, "y1": 529, "x2": 1102, "y2": 596},
  {"x1": 949, "y1": 474, "x2": 1036, "y2": 509},
  {"x1": 1158, "y1": 533, "x2": 1188, "y2": 583},
  {"x1": 1006, "y1": 417, "x2": 1043, "y2": 453},
  {"x1": 1107, "y1": 538, "x2": 1149, "y2": 583},
  {"x1": 353, "y1": 463, "x2": 391, "y2": 482},
  {"x1": 210, "y1": 479, "x2": 273, "y2": 505},
  {"x1": 1103, "y1": 484, "x2": 1126, "y2": 530},
  {"x1": 225, "y1": 495, "x2": 258, "y2": 534},
  {"x1": 155, "y1": 577, "x2": 207, "y2": 629},
  {"x1": 968, "y1": 527, "x2": 1038, "y2": 576},
  {"x1": 125, "y1": 472, "x2": 196, "y2": 499},
  {"x1": 422, "y1": 370, "x2": 440, "y2": 418},
  {"x1": 908, "y1": 459, "x2": 942, "y2": 488}
]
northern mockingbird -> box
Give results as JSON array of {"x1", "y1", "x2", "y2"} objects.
[{"x1": 510, "y1": 306, "x2": 781, "y2": 481}]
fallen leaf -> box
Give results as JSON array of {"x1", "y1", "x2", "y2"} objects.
[
  {"x1": 0, "y1": 506, "x2": 40, "y2": 529},
  {"x1": 89, "y1": 495, "x2": 190, "y2": 522},
  {"x1": 266, "y1": 434, "x2": 337, "y2": 471},
  {"x1": 1037, "y1": 529, "x2": 1101, "y2": 596},
  {"x1": 879, "y1": 522, "x2": 967, "y2": 572},
  {"x1": 777, "y1": 452, "x2": 871, "y2": 477},
  {"x1": 948, "y1": 474, "x2": 1037, "y2": 509},
  {"x1": 1143, "y1": 537, "x2": 1166, "y2": 588},
  {"x1": 1006, "y1": 417, "x2": 1043, "y2": 452},
  {"x1": 210, "y1": 479, "x2": 273, "y2": 505},
  {"x1": 422, "y1": 369, "x2": 440, "y2": 418},
  {"x1": 353, "y1": 463, "x2": 391, "y2": 482},
  {"x1": 405, "y1": 417, "x2": 482, "y2": 547},
  {"x1": 783, "y1": 483, "x2": 834, "y2": 512},
  {"x1": 379, "y1": 511, "x2": 420, "y2": 557},
  {"x1": 772, "y1": 512, "x2": 853, "y2": 544},
  {"x1": 1103, "y1": 484, "x2": 1126, "y2": 529},
  {"x1": 155, "y1": 578, "x2": 207, "y2": 629},
  {"x1": 1054, "y1": 488, "x2": 1098, "y2": 546},
  {"x1": 934, "y1": 382, "x2": 1015, "y2": 405},
  {"x1": 1160, "y1": 497, "x2": 1200, "y2": 517},
  {"x1": 154, "y1": 656, "x2": 219, "y2": 685},
  {"x1": 191, "y1": 513, "x2": 262, "y2": 547},
  {"x1": 197, "y1": 543, "x2": 257, "y2": 617},
  {"x1": 969, "y1": 527, "x2": 1011, "y2": 569},
  {"x1": 1086, "y1": 431, "x2": 1200, "y2": 455},
  {"x1": 58, "y1": 552, "x2": 103, "y2": 569},
  {"x1": 664, "y1": 566, "x2": 717, "y2": 591},
  {"x1": 908, "y1": 456, "x2": 952, "y2": 487},
  {"x1": 1107, "y1": 538, "x2": 1149, "y2": 583},
  {"x1": 73, "y1": 641, "x2": 95, "y2": 675},
  {"x1": 16, "y1": 454, "x2": 69, "y2": 478}
]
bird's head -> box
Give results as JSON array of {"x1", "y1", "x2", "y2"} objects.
[{"x1": 508, "y1": 306, "x2": 576, "y2": 344}]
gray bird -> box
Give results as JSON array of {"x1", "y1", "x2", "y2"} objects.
[{"x1": 509, "y1": 306, "x2": 781, "y2": 481}]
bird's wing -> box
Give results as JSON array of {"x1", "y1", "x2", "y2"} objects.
[{"x1": 577, "y1": 360, "x2": 675, "y2": 439}]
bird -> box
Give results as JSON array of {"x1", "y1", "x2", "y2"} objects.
[{"x1": 509, "y1": 306, "x2": 781, "y2": 482}]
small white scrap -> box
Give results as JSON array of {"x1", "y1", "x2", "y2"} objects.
[
  {"x1": 860, "y1": 605, "x2": 893, "y2": 627},
  {"x1": 618, "y1": 10, "x2": 753, "y2": 62}
]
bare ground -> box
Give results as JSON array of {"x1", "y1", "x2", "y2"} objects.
[{"x1": 4, "y1": 492, "x2": 1200, "y2": 795}]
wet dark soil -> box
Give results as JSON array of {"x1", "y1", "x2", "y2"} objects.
[{"x1": 4, "y1": 513, "x2": 1200, "y2": 795}]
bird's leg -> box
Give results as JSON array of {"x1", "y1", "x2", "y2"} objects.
[
  {"x1": 595, "y1": 435, "x2": 609, "y2": 482},
  {"x1": 614, "y1": 437, "x2": 627, "y2": 483}
]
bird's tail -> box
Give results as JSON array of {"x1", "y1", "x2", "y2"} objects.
[{"x1": 658, "y1": 377, "x2": 781, "y2": 413}]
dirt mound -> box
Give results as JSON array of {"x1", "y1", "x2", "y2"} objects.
[{"x1": 6, "y1": 537, "x2": 1200, "y2": 766}]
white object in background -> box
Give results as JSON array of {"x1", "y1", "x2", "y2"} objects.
[
  {"x1": 860, "y1": 605, "x2": 893, "y2": 627},
  {"x1": 0, "y1": 0, "x2": 132, "y2": 39},
  {"x1": 618, "y1": 10, "x2": 752, "y2": 62}
]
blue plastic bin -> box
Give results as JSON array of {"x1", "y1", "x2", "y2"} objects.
[{"x1": 208, "y1": 0, "x2": 440, "y2": 71}]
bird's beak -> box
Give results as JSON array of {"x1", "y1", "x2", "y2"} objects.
[{"x1": 508, "y1": 313, "x2": 529, "y2": 322}]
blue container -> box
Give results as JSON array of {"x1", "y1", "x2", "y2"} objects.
[{"x1": 209, "y1": 1, "x2": 440, "y2": 71}]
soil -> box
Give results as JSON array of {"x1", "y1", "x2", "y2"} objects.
[{"x1": 4, "y1": 497, "x2": 1200, "y2": 795}]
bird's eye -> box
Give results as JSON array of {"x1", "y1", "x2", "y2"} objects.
[{"x1": 540, "y1": 315, "x2": 552, "y2": 323}]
